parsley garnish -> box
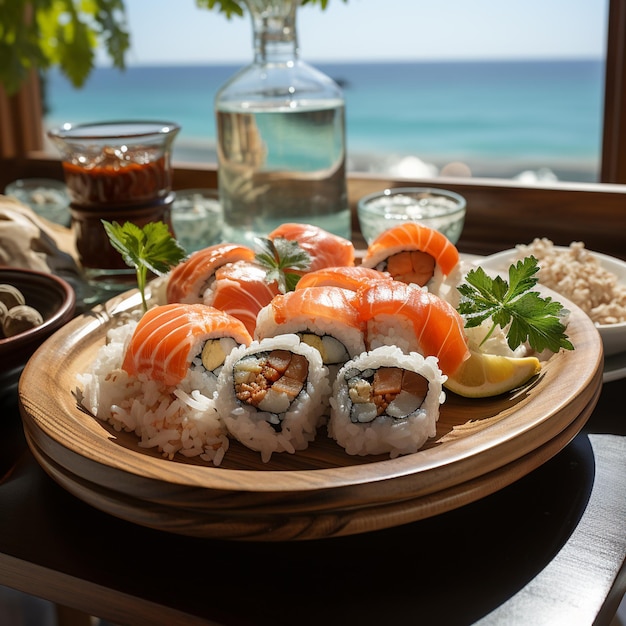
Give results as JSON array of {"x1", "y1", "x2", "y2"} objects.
[
  {"x1": 102, "y1": 220, "x2": 187, "y2": 313},
  {"x1": 254, "y1": 237, "x2": 311, "y2": 293},
  {"x1": 457, "y1": 256, "x2": 574, "y2": 354}
]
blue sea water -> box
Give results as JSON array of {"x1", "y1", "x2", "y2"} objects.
[{"x1": 44, "y1": 59, "x2": 604, "y2": 181}]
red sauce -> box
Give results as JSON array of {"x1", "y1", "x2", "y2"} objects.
[{"x1": 63, "y1": 155, "x2": 170, "y2": 207}]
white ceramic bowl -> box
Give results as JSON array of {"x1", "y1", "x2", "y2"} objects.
[{"x1": 477, "y1": 247, "x2": 626, "y2": 358}]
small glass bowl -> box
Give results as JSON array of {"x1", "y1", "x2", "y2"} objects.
[
  {"x1": 171, "y1": 189, "x2": 223, "y2": 253},
  {"x1": 4, "y1": 178, "x2": 70, "y2": 226},
  {"x1": 357, "y1": 187, "x2": 467, "y2": 245}
]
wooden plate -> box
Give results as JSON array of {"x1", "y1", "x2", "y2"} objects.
[{"x1": 18, "y1": 286, "x2": 603, "y2": 541}]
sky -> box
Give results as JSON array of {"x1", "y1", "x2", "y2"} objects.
[{"x1": 116, "y1": 0, "x2": 608, "y2": 66}]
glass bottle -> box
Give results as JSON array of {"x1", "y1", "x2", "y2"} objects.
[{"x1": 215, "y1": 0, "x2": 349, "y2": 244}]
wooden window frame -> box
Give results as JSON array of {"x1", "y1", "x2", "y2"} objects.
[{"x1": 1, "y1": 0, "x2": 625, "y2": 260}]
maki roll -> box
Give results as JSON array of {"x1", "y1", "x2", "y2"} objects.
[
  {"x1": 207, "y1": 260, "x2": 281, "y2": 336},
  {"x1": 121, "y1": 303, "x2": 252, "y2": 393},
  {"x1": 268, "y1": 222, "x2": 355, "y2": 271},
  {"x1": 361, "y1": 222, "x2": 461, "y2": 301},
  {"x1": 295, "y1": 265, "x2": 391, "y2": 292},
  {"x1": 215, "y1": 334, "x2": 331, "y2": 462},
  {"x1": 84, "y1": 303, "x2": 253, "y2": 466},
  {"x1": 255, "y1": 286, "x2": 366, "y2": 383},
  {"x1": 166, "y1": 243, "x2": 255, "y2": 304},
  {"x1": 328, "y1": 346, "x2": 446, "y2": 458},
  {"x1": 356, "y1": 280, "x2": 470, "y2": 377}
]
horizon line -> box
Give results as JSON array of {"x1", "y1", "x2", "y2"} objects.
[{"x1": 92, "y1": 55, "x2": 604, "y2": 69}]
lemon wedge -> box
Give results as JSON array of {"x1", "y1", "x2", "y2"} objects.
[{"x1": 444, "y1": 350, "x2": 542, "y2": 398}]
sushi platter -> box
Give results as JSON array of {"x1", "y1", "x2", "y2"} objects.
[{"x1": 18, "y1": 282, "x2": 603, "y2": 541}]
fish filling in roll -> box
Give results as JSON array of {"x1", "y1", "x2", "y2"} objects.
[
  {"x1": 376, "y1": 250, "x2": 436, "y2": 287},
  {"x1": 344, "y1": 366, "x2": 429, "y2": 423},
  {"x1": 233, "y1": 349, "x2": 309, "y2": 423}
]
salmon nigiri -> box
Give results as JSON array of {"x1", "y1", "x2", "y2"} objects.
[
  {"x1": 122, "y1": 303, "x2": 252, "y2": 386},
  {"x1": 357, "y1": 281, "x2": 470, "y2": 376},
  {"x1": 268, "y1": 223, "x2": 355, "y2": 271},
  {"x1": 295, "y1": 265, "x2": 391, "y2": 292},
  {"x1": 210, "y1": 261, "x2": 280, "y2": 336},
  {"x1": 166, "y1": 243, "x2": 255, "y2": 304},
  {"x1": 361, "y1": 223, "x2": 460, "y2": 294}
]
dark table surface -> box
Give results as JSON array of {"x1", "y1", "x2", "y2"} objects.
[{"x1": 1, "y1": 369, "x2": 625, "y2": 626}]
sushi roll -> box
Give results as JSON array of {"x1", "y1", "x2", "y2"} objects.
[
  {"x1": 206, "y1": 260, "x2": 280, "y2": 336},
  {"x1": 268, "y1": 222, "x2": 355, "y2": 271},
  {"x1": 361, "y1": 222, "x2": 462, "y2": 301},
  {"x1": 215, "y1": 334, "x2": 331, "y2": 463},
  {"x1": 166, "y1": 243, "x2": 255, "y2": 304},
  {"x1": 357, "y1": 280, "x2": 470, "y2": 377},
  {"x1": 121, "y1": 303, "x2": 252, "y2": 393},
  {"x1": 295, "y1": 265, "x2": 391, "y2": 292},
  {"x1": 81, "y1": 305, "x2": 251, "y2": 466},
  {"x1": 328, "y1": 346, "x2": 446, "y2": 458},
  {"x1": 254, "y1": 286, "x2": 366, "y2": 383}
]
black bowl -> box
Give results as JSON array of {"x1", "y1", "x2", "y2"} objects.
[{"x1": 0, "y1": 267, "x2": 76, "y2": 391}]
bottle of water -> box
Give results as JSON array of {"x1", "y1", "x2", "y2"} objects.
[{"x1": 215, "y1": 0, "x2": 350, "y2": 245}]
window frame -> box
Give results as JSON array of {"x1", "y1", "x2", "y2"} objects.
[{"x1": 1, "y1": 0, "x2": 625, "y2": 260}]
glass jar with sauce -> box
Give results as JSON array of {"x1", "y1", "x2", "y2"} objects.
[{"x1": 48, "y1": 121, "x2": 180, "y2": 291}]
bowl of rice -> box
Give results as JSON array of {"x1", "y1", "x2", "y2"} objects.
[{"x1": 478, "y1": 238, "x2": 626, "y2": 357}]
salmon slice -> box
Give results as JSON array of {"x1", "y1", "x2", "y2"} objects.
[
  {"x1": 357, "y1": 281, "x2": 470, "y2": 376},
  {"x1": 271, "y1": 353, "x2": 308, "y2": 398},
  {"x1": 166, "y1": 243, "x2": 255, "y2": 304},
  {"x1": 266, "y1": 349, "x2": 292, "y2": 376},
  {"x1": 266, "y1": 286, "x2": 362, "y2": 329},
  {"x1": 234, "y1": 350, "x2": 309, "y2": 407},
  {"x1": 385, "y1": 250, "x2": 436, "y2": 287},
  {"x1": 268, "y1": 223, "x2": 355, "y2": 271},
  {"x1": 211, "y1": 261, "x2": 280, "y2": 336},
  {"x1": 122, "y1": 303, "x2": 252, "y2": 385},
  {"x1": 295, "y1": 265, "x2": 391, "y2": 291},
  {"x1": 373, "y1": 367, "x2": 403, "y2": 396},
  {"x1": 362, "y1": 222, "x2": 459, "y2": 283}
]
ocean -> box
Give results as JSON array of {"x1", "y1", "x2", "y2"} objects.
[{"x1": 43, "y1": 59, "x2": 604, "y2": 182}]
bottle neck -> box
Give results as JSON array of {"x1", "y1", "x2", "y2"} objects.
[{"x1": 245, "y1": 0, "x2": 299, "y2": 64}]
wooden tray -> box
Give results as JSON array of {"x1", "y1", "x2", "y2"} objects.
[{"x1": 18, "y1": 287, "x2": 604, "y2": 541}]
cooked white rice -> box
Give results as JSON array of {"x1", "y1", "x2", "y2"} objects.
[
  {"x1": 328, "y1": 345, "x2": 446, "y2": 458},
  {"x1": 77, "y1": 316, "x2": 229, "y2": 466},
  {"x1": 515, "y1": 238, "x2": 626, "y2": 325}
]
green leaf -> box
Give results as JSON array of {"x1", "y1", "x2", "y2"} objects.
[
  {"x1": 2, "y1": 0, "x2": 130, "y2": 96},
  {"x1": 102, "y1": 220, "x2": 186, "y2": 313},
  {"x1": 254, "y1": 237, "x2": 311, "y2": 294},
  {"x1": 195, "y1": 0, "x2": 245, "y2": 18},
  {"x1": 458, "y1": 256, "x2": 574, "y2": 353},
  {"x1": 194, "y1": 0, "x2": 346, "y2": 17}
]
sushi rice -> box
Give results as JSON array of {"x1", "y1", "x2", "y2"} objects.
[
  {"x1": 78, "y1": 316, "x2": 230, "y2": 466},
  {"x1": 215, "y1": 334, "x2": 331, "y2": 463},
  {"x1": 328, "y1": 345, "x2": 446, "y2": 458}
]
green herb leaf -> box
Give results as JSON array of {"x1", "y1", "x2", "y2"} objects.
[
  {"x1": 102, "y1": 220, "x2": 186, "y2": 313},
  {"x1": 254, "y1": 237, "x2": 311, "y2": 294},
  {"x1": 195, "y1": 0, "x2": 346, "y2": 19},
  {"x1": 458, "y1": 256, "x2": 574, "y2": 353}
]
